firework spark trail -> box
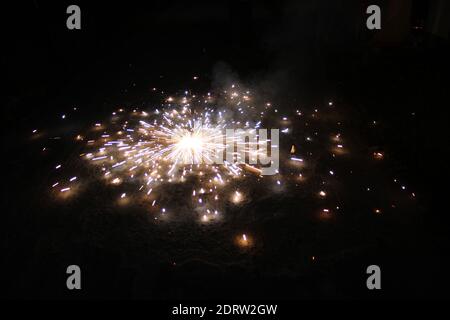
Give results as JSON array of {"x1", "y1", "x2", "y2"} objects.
[{"x1": 74, "y1": 88, "x2": 275, "y2": 222}]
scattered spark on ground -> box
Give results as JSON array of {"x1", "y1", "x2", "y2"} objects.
[{"x1": 35, "y1": 82, "x2": 417, "y2": 249}]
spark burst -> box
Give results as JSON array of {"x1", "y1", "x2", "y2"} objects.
[
  {"x1": 74, "y1": 88, "x2": 272, "y2": 223},
  {"x1": 44, "y1": 83, "x2": 417, "y2": 248}
]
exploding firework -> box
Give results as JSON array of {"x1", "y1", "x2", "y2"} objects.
[
  {"x1": 52, "y1": 87, "x2": 282, "y2": 225},
  {"x1": 45, "y1": 83, "x2": 416, "y2": 248}
]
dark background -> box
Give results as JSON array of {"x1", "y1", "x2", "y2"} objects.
[{"x1": 2, "y1": 0, "x2": 450, "y2": 299}]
